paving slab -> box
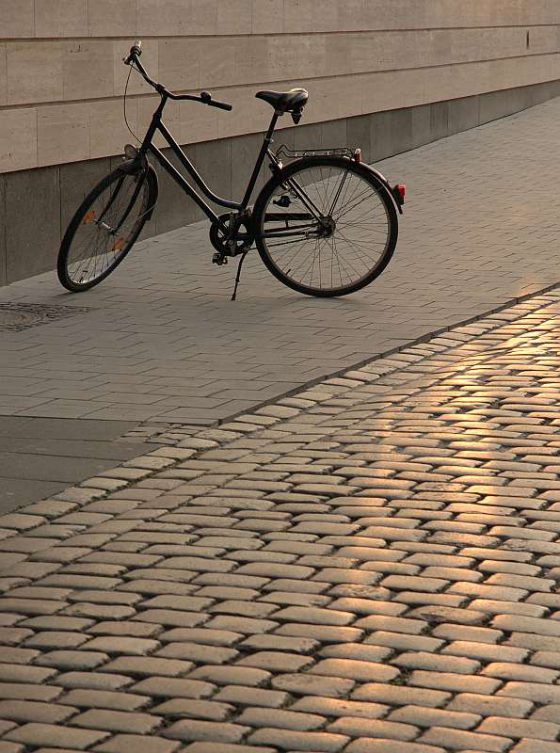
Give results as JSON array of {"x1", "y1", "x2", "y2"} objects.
[
  {"x1": 0, "y1": 291, "x2": 559, "y2": 751},
  {"x1": 0, "y1": 418, "x2": 137, "y2": 440},
  {"x1": 0, "y1": 418, "x2": 156, "y2": 514},
  {"x1": 0, "y1": 478, "x2": 67, "y2": 513}
]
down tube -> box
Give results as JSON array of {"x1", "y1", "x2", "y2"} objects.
[
  {"x1": 147, "y1": 143, "x2": 222, "y2": 224},
  {"x1": 157, "y1": 121, "x2": 241, "y2": 211}
]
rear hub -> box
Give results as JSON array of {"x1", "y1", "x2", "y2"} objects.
[{"x1": 317, "y1": 216, "x2": 336, "y2": 238}]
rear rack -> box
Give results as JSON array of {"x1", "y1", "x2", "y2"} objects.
[{"x1": 275, "y1": 145, "x2": 356, "y2": 161}]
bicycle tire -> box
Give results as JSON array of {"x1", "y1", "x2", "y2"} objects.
[
  {"x1": 253, "y1": 156, "x2": 398, "y2": 297},
  {"x1": 57, "y1": 163, "x2": 158, "y2": 292}
]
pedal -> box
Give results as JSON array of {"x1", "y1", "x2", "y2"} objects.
[{"x1": 212, "y1": 252, "x2": 228, "y2": 266}]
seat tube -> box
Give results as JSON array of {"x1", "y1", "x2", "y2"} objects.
[{"x1": 241, "y1": 112, "x2": 280, "y2": 208}]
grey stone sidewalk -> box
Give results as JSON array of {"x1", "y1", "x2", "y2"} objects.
[
  {"x1": 1, "y1": 289, "x2": 560, "y2": 752},
  {"x1": 2, "y1": 96, "x2": 560, "y2": 509},
  {"x1": 0, "y1": 418, "x2": 157, "y2": 513}
]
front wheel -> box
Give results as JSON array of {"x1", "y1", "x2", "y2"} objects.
[
  {"x1": 253, "y1": 156, "x2": 398, "y2": 297},
  {"x1": 57, "y1": 163, "x2": 157, "y2": 292}
]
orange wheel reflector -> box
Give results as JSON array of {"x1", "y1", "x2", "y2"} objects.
[
  {"x1": 83, "y1": 210, "x2": 96, "y2": 225},
  {"x1": 112, "y1": 238, "x2": 125, "y2": 253}
]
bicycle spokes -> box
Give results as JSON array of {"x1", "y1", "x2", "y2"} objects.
[
  {"x1": 61, "y1": 170, "x2": 152, "y2": 290},
  {"x1": 257, "y1": 159, "x2": 396, "y2": 296}
]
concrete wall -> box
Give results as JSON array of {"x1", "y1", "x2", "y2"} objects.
[
  {"x1": 1, "y1": 0, "x2": 560, "y2": 174},
  {"x1": 1, "y1": 0, "x2": 560, "y2": 285}
]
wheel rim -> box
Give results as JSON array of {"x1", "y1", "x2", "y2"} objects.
[
  {"x1": 65, "y1": 171, "x2": 150, "y2": 287},
  {"x1": 260, "y1": 163, "x2": 392, "y2": 293}
]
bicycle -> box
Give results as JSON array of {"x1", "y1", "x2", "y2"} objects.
[{"x1": 57, "y1": 41, "x2": 406, "y2": 299}]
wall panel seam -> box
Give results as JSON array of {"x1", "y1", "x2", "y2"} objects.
[{"x1": 1, "y1": 51, "x2": 559, "y2": 114}]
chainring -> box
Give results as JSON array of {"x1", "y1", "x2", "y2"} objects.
[{"x1": 209, "y1": 213, "x2": 254, "y2": 256}]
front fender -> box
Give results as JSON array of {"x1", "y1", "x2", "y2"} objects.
[{"x1": 116, "y1": 159, "x2": 159, "y2": 222}]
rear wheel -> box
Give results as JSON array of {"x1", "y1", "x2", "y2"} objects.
[
  {"x1": 57, "y1": 164, "x2": 157, "y2": 292},
  {"x1": 253, "y1": 156, "x2": 398, "y2": 297}
]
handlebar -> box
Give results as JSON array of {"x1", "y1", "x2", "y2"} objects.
[{"x1": 124, "y1": 41, "x2": 233, "y2": 112}]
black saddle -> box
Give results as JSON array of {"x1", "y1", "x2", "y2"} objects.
[{"x1": 255, "y1": 88, "x2": 309, "y2": 114}]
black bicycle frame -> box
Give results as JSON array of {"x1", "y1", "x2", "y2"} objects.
[{"x1": 139, "y1": 93, "x2": 281, "y2": 232}]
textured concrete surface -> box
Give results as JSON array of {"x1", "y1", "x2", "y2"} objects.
[{"x1": 1, "y1": 290, "x2": 560, "y2": 751}]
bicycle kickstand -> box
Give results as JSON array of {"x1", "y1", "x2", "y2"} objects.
[{"x1": 231, "y1": 250, "x2": 250, "y2": 301}]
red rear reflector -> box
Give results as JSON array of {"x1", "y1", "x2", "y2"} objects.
[
  {"x1": 396, "y1": 184, "x2": 406, "y2": 202},
  {"x1": 353, "y1": 148, "x2": 362, "y2": 163}
]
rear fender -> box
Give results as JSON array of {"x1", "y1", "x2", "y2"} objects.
[{"x1": 359, "y1": 163, "x2": 404, "y2": 215}]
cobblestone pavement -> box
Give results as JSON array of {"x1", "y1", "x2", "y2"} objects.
[{"x1": 1, "y1": 289, "x2": 560, "y2": 751}]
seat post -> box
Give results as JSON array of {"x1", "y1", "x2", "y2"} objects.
[
  {"x1": 267, "y1": 111, "x2": 281, "y2": 140},
  {"x1": 241, "y1": 112, "x2": 281, "y2": 208}
]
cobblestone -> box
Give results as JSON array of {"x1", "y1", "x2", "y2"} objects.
[
  {"x1": 247, "y1": 728, "x2": 349, "y2": 752},
  {"x1": 4, "y1": 723, "x2": 110, "y2": 749},
  {"x1": 52, "y1": 673, "x2": 128, "y2": 693},
  {"x1": 236, "y1": 707, "x2": 324, "y2": 731},
  {"x1": 94, "y1": 735, "x2": 180, "y2": 753},
  {"x1": 59, "y1": 689, "x2": 149, "y2": 711},
  {"x1": 477, "y1": 716, "x2": 560, "y2": 740},
  {"x1": 272, "y1": 672, "x2": 355, "y2": 698},
  {"x1": 447, "y1": 693, "x2": 534, "y2": 718},
  {"x1": 327, "y1": 717, "x2": 418, "y2": 741},
  {"x1": 309, "y1": 658, "x2": 399, "y2": 682},
  {"x1": 509, "y1": 743, "x2": 560, "y2": 753},
  {"x1": 35, "y1": 650, "x2": 108, "y2": 671},
  {"x1": 71, "y1": 709, "x2": 162, "y2": 733},
  {"x1": 101, "y1": 657, "x2": 193, "y2": 677},
  {"x1": 497, "y1": 681, "x2": 560, "y2": 704},
  {"x1": 388, "y1": 705, "x2": 480, "y2": 730},
  {"x1": 291, "y1": 696, "x2": 388, "y2": 719},
  {"x1": 164, "y1": 720, "x2": 250, "y2": 744},
  {"x1": 344, "y1": 742, "x2": 445, "y2": 753},
  {"x1": 213, "y1": 686, "x2": 288, "y2": 708},
  {"x1": 130, "y1": 677, "x2": 214, "y2": 699},
  {"x1": 352, "y1": 684, "x2": 450, "y2": 708},
  {"x1": 236, "y1": 651, "x2": 313, "y2": 673},
  {"x1": 409, "y1": 672, "x2": 502, "y2": 695},
  {"x1": 0, "y1": 700, "x2": 76, "y2": 724},
  {"x1": 418, "y1": 727, "x2": 511, "y2": 752},
  {"x1": 181, "y1": 746, "x2": 274, "y2": 753}
]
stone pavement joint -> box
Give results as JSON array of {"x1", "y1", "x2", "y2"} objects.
[{"x1": 2, "y1": 290, "x2": 560, "y2": 749}]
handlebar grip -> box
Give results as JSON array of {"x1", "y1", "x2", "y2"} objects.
[
  {"x1": 211, "y1": 101, "x2": 233, "y2": 112},
  {"x1": 124, "y1": 40, "x2": 142, "y2": 65},
  {"x1": 200, "y1": 91, "x2": 232, "y2": 111}
]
